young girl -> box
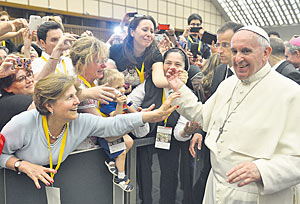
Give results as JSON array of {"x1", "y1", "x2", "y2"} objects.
[{"x1": 98, "y1": 68, "x2": 149, "y2": 192}]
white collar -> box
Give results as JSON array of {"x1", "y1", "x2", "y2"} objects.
[{"x1": 240, "y1": 63, "x2": 271, "y2": 85}]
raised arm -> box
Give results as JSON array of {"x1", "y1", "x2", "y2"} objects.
[{"x1": 34, "y1": 33, "x2": 76, "y2": 80}]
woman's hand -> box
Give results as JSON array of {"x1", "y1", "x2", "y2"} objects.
[
  {"x1": 142, "y1": 92, "x2": 180, "y2": 123},
  {"x1": 9, "y1": 18, "x2": 28, "y2": 32},
  {"x1": 19, "y1": 161, "x2": 57, "y2": 189},
  {"x1": 158, "y1": 34, "x2": 172, "y2": 54},
  {"x1": 22, "y1": 28, "x2": 33, "y2": 58},
  {"x1": 79, "y1": 84, "x2": 115, "y2": 104},
  {"x1": 0, "y1": 54, "x2": 18, "y2": 78}
]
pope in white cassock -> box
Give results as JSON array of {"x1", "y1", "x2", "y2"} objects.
[{"x1": 167, "y1": 25, "x2": 300, "y2": 204}]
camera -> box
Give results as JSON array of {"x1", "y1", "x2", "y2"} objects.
[
  {"x1": 14, "y1": 58, "x2": 31, "y2": 69},
  {"x1": 128, "y1": 12, "x2": 138, "y2": 17},
  {"x1": 190, "y1": 27, "x2": 202, "y2": 33}
]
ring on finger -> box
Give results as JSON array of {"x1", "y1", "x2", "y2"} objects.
[{"x1": 38, "y1": 175, "x2": 43, "y2": 179}]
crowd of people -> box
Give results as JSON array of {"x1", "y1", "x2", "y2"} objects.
[{"x1": 0, "y1": 9, "x2": 300, "y2": 204}]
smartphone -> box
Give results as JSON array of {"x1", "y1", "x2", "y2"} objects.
[
  {"x1": 154, "y1": 34, "x2": 165, "y2": 43},
  {"x1": 201, "y1": 31, "x2": 217, "y2": 45},
  {"x1": 29, "y1": 15, "x2": 42, "y2": 33},
  {"x1": 158, "y1": 24, "x2": 170, "y2": 31},
  {"x1": 190, "y1": 27, "x2": 202, "y2": 33},
  {"x1": 191, "y1": 43, "x2": 199, "y2": 58},
  {"x1": 128, "y1": 12, "x2": 138, "y2": 17},
  {"x1": 15, "y1": 58, "x2": 32, "y2": 69}
]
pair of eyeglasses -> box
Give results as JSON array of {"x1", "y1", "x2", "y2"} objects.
[
  {"x1": 15, "y1": 70, "x2": 34, "y2": 83},
  {"x1": 215, "y1": 42, "x2": 231, "y2": 48}
]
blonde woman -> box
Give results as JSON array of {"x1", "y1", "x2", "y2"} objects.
[{"x1": 69, "y1": 36, "x2": 116, "y2": 149}]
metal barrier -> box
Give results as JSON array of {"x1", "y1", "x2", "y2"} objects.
[
  {"x1": 0, "y1": 137, "x2": 202, "y2": 204},
  {"x1": 0, "y1": 138, "x2": 156, "y2": 204}
]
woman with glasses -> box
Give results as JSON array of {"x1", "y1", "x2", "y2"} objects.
[
  {"x1": 0, "y1": 54, "x2": 35, "y2": 131},
  {"x1": 110, "y1": 15, "x2": 168, "y2": 93},
  {"x1": 69, "y1": 36, "x2": 117, "y2": 149}
]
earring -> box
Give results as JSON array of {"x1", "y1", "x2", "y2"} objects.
[{"x1": 50, "y1": 111, "x2": 53, "y2": 115}]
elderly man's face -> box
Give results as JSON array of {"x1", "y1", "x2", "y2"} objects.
[
  {"x1": 285, "y1": 48, "x2": 300, "y2": 68},
  {"x1": 231, "y1": 31, "x2": 270, "y2": 80}
]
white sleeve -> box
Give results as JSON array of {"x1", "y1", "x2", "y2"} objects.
[
  {"x1": 173, "y1": 115, "x2": 192, "y2": 142},
  {"x1": 254, "y1": 155, "x2": 300, "y2": 195},
  {"x1": 127, "y1": 82, "x2": 145, "y2": 110},
  {"x1": 131, "y1": 123, "x2": 150, "y2": 138}
]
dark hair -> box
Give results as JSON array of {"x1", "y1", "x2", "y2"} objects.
[
  {"x1": 187, "y1": 13, "x2": 202, "y2": 25},
  {"x1": 0, "y1": 46, "x2": 9, "y2": 54},
  {"x1": 268, "y1": 31, "x2": 280, "y2": 38},
  {"x1": 0, "y1": 75, "x2": 14, "y2": 95},
  {"x1": 163, "y1": 48, "x2": 190, "y2": 71},
  {"x1": 37, "y1": 21, "x2": 63, "y2": 42},
  {"x1": 122, "y1": 15, "x2": 157, "y2": 65},
  {"x1": 270, "y1": 37, "x2": 285, "y2": 56},
  {"x1": 217, "y1": 21, "x2": 244, "y2": 34},
  {"x1": 0, "y1": 69, "x2": 33, "y2": 96}
]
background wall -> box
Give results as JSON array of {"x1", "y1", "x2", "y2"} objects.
[
  {"x1": 1, "y1": 0, "x2": 226, "y2": 33},
  {"x1": 263, "y1": 24, "x2": 300, "y2": 41}
]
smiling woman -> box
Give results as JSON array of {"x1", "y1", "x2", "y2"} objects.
[
  {"x1": 0, "y1": 55, "x2": 35, "y2": 130},
  {"x1": 110, "y1": 15, "x2": 168, "y2": 93},
  {"x1": 0, "y1": 73, "x2": 179, "y2": 189}
]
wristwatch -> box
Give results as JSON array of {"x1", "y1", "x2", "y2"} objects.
[{"x1": 14, "y1": 159, "x2": 22, "y2": 174}]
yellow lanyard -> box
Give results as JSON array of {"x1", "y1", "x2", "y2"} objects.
[
  {"x1": 41, "y1": 55, "x2": 67, "y2": 75},
  {"x1": 42, "y1": 116, "x2": 68, "y2": 179},
  {"x1": 135, "y1": 62, "x2": 145, "y2": 83},
  {"x1": 188, "y1": 36, "x2": 201, "y2": 52},
  {"x1": 77, "y1": 75, "x2": 95, "y2": 88},
  {"x1": 1, "y1": 40, "x2": 5, "y2": 47},
  {"x1": 162, "y1": 89, "x2": 171, "y2": 125},
  {"x1": 77, "y1": 75, "x2": 104, "y2": 115}
]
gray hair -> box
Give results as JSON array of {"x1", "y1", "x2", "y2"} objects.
[
  {"x1": 285, "y1": 42, "x2": 300, "y2": 54},
  {"x1": 257, "y1": 35, "x2": 270, "y2": 51}
]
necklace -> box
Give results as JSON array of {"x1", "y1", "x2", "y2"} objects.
[
  {"x1": 216, "y1": 69, "x2": 271, "y2": 142},
  {"x1": 48, "y1": 124, "x2": 66, "y2": 140}
]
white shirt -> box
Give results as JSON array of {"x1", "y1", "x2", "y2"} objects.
[{"x1": 31, "y1": 51, "x2": 75, "y2": 76}]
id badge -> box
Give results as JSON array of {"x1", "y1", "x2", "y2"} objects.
[
  {"x1": 108, "y1": 137, "x2": 126, "y2": 154},
  {"x1": 155, "y1": 126, "x2": 172, "y2": 150},
  {"x1": 45, "y1": 186, "x2": 61, "y2": 204}
]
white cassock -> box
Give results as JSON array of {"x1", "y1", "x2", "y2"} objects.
[{"x1": 173, "y1": 63, "x2": 300, "y2": 204}]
